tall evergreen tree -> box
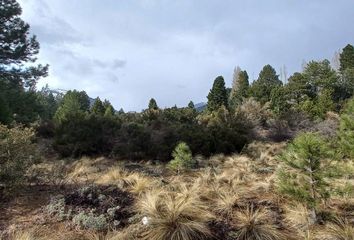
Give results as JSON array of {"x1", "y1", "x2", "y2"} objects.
[
  {"x1": 302, "y1": 60, "x2": 338, "y2": 97},
  {"x1": 91, "y1": 97, "x2": 105, "y2": 116},
  {"x1": 187, "y1": 101, "x2": 195, "y2": 109},
  {"x1": 54, "y1": 90, "x2": 89, "y2": 123},
  {"x1": 148, "y1": 98, "x2": 159, "y2": 110},
  {"x1": 0, "y1": 0, "x2": 48, "y2": 124},
  {"x1": 250, "y1": 64, "x2": 282, "y2": 104},
  {"x1": 230, "y1": 67, "x2": 249, "y2": 108},
  {"x1": 0, "y1": 0, "x2": 48, "y2": 88},
  {"x1": 207, "y1": 76, "x2": 228, "y2": 111},
  {"x1": 339, "y1": 44, "x2": 354, "y2": 72}
]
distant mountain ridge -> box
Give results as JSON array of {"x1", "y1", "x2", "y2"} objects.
[{"x1": 195, "y1": 102, "x2": 207, "y2": 112}]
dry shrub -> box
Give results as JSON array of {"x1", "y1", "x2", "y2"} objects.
[
  {"x1": 137, "y1": 188, "x2": 214, "y2": 240},
  {"x1": 0, "y1": 124, "x2": 38, "y2": 186},
  {"x1": 235, "y1": 98, "x2": 272, "y2": 129},
  {"x1": 231, "y1": 206, "x2": 284, "y2": 240}
]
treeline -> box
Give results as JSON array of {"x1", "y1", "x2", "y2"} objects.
[{"x1": 1, "y1": 0, "x2": 354, "y2": 162}]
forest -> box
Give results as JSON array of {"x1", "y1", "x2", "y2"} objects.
[{"x1": 1, "y1": 0, "x2": 354, "y2": 239}]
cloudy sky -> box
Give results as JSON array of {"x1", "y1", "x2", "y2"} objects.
[{"x1": 18, "y1": 0, "x2": 354, "y2": 111}]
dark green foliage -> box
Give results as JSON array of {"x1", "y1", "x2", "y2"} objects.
[
  {"x1": 277, "y1": 132, "x2": 336, "y2": 221},
  {"x1": 0, "y1": 0, "x2": 48, "y2": 89},
  {"x1": 188, "y1": 101, "x2": 195, "y2": 109},
  {"x1": 250, "y1": 64, "x2": 282, "y2": 104},
  {"x1": 302, "y1": 60, "x2": 338, "y2": 97},
  {"x1": 270, "y1": 85, "x2": 290, "y2": 116},
  {"x1": 91, "y1": 97, "x2": 105, "y2": 116},
  {"x1": 286, "y1": 72, "x2": 313, "y2": 105},
  {"x1": 54, "y1": 90, "x2": 90, "y2": 124},
  {"x1": 148, "y1": 98, "x2": 158, "y2": 110},
  {"x1": 338, "y1": 97, "x2": 354, "y2": 159},
  {"x1": 54, "y1": 113, "x2": 120, "y2": 157},
  {"x1": 230, "y1": 68, "x2": 249, "y2": 108},
  {"x1": 339, "y1": 44, "x2": 354, "y2": 72},
  {"x1": 207, "y1": 76, "x2": 228, "y2": 111}
]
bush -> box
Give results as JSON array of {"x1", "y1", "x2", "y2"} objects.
[
  {"x1": 168, "y1": 142, "x2": 196, "y2": 171},
  {"x1": 0, "y1": 124, "x2": 38, "y2": 186}
]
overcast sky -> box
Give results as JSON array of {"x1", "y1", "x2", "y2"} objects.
[{"x1": 18, "y1": 0, "x2": 354, "y2": 111}]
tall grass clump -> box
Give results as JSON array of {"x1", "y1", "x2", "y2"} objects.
[{"x1": 137, "y1": 188, "x2": 213, "y2": 240}]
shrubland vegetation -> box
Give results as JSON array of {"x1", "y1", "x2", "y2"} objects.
[{"x1": 1, "y1": 0, "x2": 354, "y2": 239}]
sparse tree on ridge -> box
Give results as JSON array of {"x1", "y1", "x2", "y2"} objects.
[
  {"x1": 207, "y1": 76, "x2": 228, "y2": 111},
  {"x1": 249, "y1": 64, "x2": 282, "y2": 104},
  {"x1": 148, "y1": 98, "x2": 159, "y2": 110},
  {"x1": 91, "y1": 97, "x2": 105, "y2": 116}
]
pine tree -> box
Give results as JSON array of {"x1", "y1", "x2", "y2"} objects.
[
  {"x1": 277, "y1": 132, "x2": 335, "y2": 223},
  {"x1": 168, "y1": 142, "x2": 195, "y2": 172},
  {"x1": 302, "y1": 60, "x2": 338, "y2": 97},
  {"x1": 207, "y1": 76, "x2": 228, "y2": 111},
  {"x1": 91, "y1": 97, "x2": 105, "y2": 116},
  {"x1": 104, "y1": 105, "x2": 115, "y2": 117},
  {"x1": 188, "y1": 101, "x2": 195, "y2": 109},
  {"x1": 54, "y1": 90, "x2": 89, "y2": 123},
  {"x1": 249, "y1": 64, "x2": 282, "y2": 104},
  {"x1": 338, "y1": 97, "x2": 354, "y2": 159},
  {"x1": 339, "y1": 44, "x2": 354, "y2": 72},
  {"x1": 0, "y1": 0, "x2": 48, "y2": 88},
  {"x1": 230, "y1": 67, "x2": 249, "y2": 108},
  {"x1": 148, "y1": 98, "x2": 158, "y2": 110}
]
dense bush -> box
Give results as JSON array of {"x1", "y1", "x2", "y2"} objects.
[{"x1": 0, "y1": 124, "x2": 38, "y2": 185}]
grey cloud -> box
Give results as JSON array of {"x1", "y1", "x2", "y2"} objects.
[{"x1": 19, "y1": 0, "x2": 354, "y2": 111}]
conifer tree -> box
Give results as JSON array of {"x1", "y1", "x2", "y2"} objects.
[
  {"x1": 338, "y1": 97, "x2": 354, "y2": 159},
  {"x1": 148, "y1": 98, "x2": 158, "y2": 110},
  {"x1": 277, "y1": 132, "x2": 335, "y2": 223},
  {"x1": 250, "y1": 65, "x2": 282, "y2": 104},
  {"x1": 0, "y1": 0, "x2": 48, "y2": 88},
  {"x1": 54, "y1": 90, "x2": 89, "y2": 123},
  {"x1": 104, "y1": 104, "x2": 115, "y2": 117},
  {"x1": 339, "y1": 44, "x2": 354, "y2": 72},
  {"x1": 207, "y1": 76, "x2": 228, "y2": 111},
  {"x1": 91, "y1": 97, "x2": 105, "y2": 116},
  {"x1": 188, "y1": 101, "x2": 195, "y2": 109},
  {"x1": 168, "y1": 142, "x2": 195, "y2": 172}
]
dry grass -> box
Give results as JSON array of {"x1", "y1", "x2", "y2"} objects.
[
  {"x1": 137, "y1": 187, "x2": 214, "y2": 240},
  {"x1": 231, "y1": 206, "x2": 285, "y2": 240},
  {"x1": 123, "y1": 172, "x2": 159, "y2": 195},
  {"x1": 322, "y1": 217, "x2": 354, "y2": 240},
  {"x1": 95, "y1": 166, "x2": 127, "y2": 185}
]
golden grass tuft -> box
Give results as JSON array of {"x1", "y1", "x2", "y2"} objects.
[
  {"x1": 232, "y1": 206, "x2": 285, "y2": 240},
  {"x1": 137, "y1": 187, "x2": 214, "y2": 240},
  {"x1": 322, "y1": 217, "x2": 354, "y2": 240}
]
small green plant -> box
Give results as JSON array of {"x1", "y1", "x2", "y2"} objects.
[
  {"x1": 168, "y1": 142, "x2": 196, "y2": 171},
  {"x1": 72, "y1": 211, "x2": 108, "y2": 231},
  {"x1": 276, "y1": 132, "x2": 337, "y2": 223}
]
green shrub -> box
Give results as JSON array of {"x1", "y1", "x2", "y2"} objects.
[
  {"x1": 168, "y1": 142, "x2": 196, "y2": 171},
  {"x1": 338, "y1": 97, "x2": 354, "y2": 159},
  {"x1": 276, "y1": 132, "x2": 337, "y2": 223},
  {"x1": 0, "y1": 124, "x2": 38, "y2": 186}
]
